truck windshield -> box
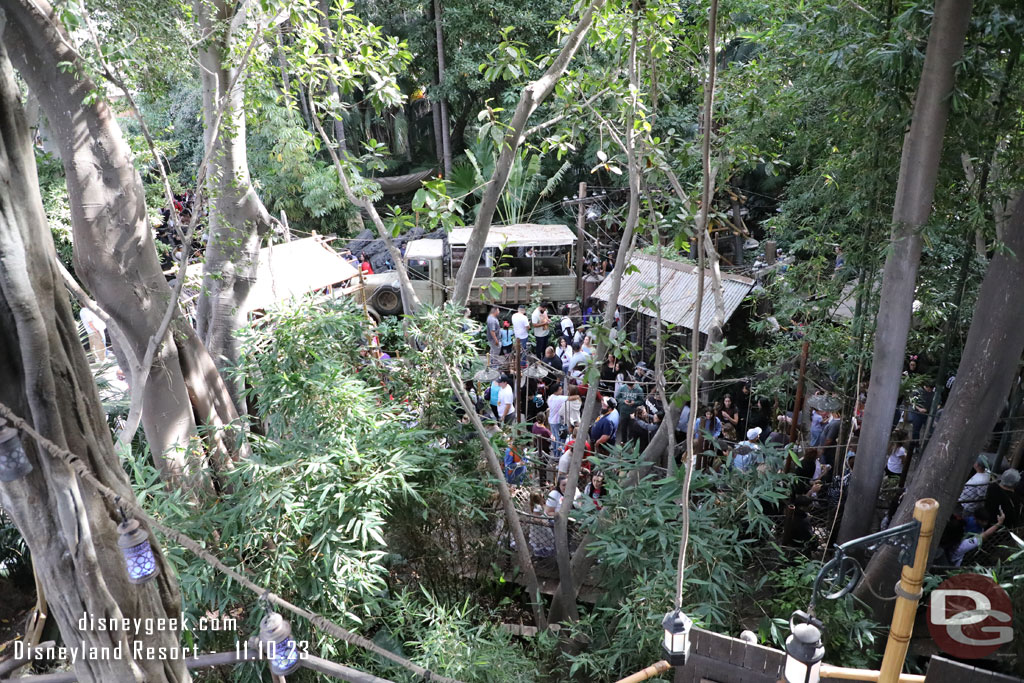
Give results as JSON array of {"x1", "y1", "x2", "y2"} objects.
[{"x1": 409, "y1": 259, "x2": 430, "y2": 281}]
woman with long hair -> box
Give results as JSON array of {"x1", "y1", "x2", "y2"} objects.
[
  {"x1": 719, "y1": 394, "x2": 740, "y2": 441},
  {"x1": 885, "y1": 427, "x2": 908, "y2": 477},
  {"x1": 556, "y1": 336, "x2": 572, "y2": 373},
  {"x1": 583, "y1": 471, "x2": 606, "y2": 509}
]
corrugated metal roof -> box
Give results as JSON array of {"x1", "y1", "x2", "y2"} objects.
[
  {"x1": 186, "y1": 236, "x2": 360, "y2": 313},
  {"x1": 448, "y1": 223, "x2": 576, "y2": 248},
  {"x1": 591, "y1": 253, "x2": 754, "y2": 334}
]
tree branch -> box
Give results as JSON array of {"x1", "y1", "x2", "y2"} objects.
[
  {"x1": 451, "y1": 0, "x2": 608, "y2": 305},
  {"x1": 520, "y1": 87, "x2": 611, "y2": 141}
]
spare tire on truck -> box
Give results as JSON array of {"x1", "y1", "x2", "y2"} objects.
[{"x1": 372, "y1": 285, "x2": 402, "y2": 316}]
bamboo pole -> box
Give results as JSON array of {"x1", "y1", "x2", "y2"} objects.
[
  {"x1": 821, "y1": 664, "x2": 925, "y2": 682},
  {"x1": 878, "y1": 498, "x2": 939, "y2": 683},
  {"x1": 614, "y1": 660, "x2": 670, "y2": 683}
]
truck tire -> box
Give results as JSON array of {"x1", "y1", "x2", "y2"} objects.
[{"x1": 372, "y1": 286, "x2": 402, "y2": 316}]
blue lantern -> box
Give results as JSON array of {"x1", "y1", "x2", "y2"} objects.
[
  {"x1": 260, "y1": 611, "x2": 300, "y2": 675},
  {"x1": 117, "y1": 517, "x2": 160, "y2": 584}
]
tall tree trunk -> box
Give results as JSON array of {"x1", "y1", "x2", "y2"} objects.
[
  {"x1": 858, "y1": 193, "x2": 1024, "y2": 600},
  {"x1": 317, "y1": 0, "x2": 348, "y2": 153},
  {"x1": 1, "y1": 0, "x2": 240, "y2": 480},
  {"x1": 0, "y1": 44, "x2": 187, "y2": 683},
  {"x1": 450, "y1": 0, "x2": 607, "y2": 306},
  {"x1": 838, "y1": 0, "x2": 973, "y2": 543},
  {"x1": 195, "y1": 0, "x2": 277, "y2": 414},
  {"x1": 433, "y1": 0, "x2": 452, "y2": 176}
]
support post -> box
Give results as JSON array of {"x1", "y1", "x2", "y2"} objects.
[
  {"x1": 785, "y1": 339, "x2": 810, "y2": 472},
  {"x1": 575, "y1": 182, "x2": 587, "y2": 294},
  {"x1": 515, "y1": 339, "x2": 522, "y2": 422},
  {"x1": 878, "y1": 498, "x2": 939, "y2": 683}
]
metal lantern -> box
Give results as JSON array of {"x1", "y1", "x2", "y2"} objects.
[
  {"x1": 473, "y1": 367, "x2": 501, "y2": 383},
  {"x1": 0, "y1": 426, "x2": 32, "y2": 481},
  {"x1": 784, "y1": 612, "x2": 825, "y2": 683},
  {"x1": 661, "y1": 609, "x2": 692, "y2": 667},
  {"x1": 259, "y1": 610, "x2": 300, "y2": 675},
  {"x1": 117, "y1": 517, "x2": 160, "y2": 584},
  {"x1": 523, "y1": 363, "x2": 549, "y2": 379}
]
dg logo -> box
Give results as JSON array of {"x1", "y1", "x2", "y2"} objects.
[{"x1": 926, "y1": 573, "x2": 1013, "y2": 659}]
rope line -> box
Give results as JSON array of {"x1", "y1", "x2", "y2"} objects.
[{"x1": 0, "y1": 401, "x2": 463, "y2": 683}]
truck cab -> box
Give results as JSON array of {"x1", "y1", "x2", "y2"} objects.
[
  {"x1": 448, "y1": 223, "x2": 577, "y2": 311},
  {"x1": 360, "y1": 223, "x2": 577, "y2": 316}
]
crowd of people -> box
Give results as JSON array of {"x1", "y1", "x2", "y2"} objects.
[{"x1": 468, "y1": 307, "x2": 1024, "y2": 568}]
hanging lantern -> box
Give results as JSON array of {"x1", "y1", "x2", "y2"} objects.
[
  {"x1": 523, "y1": 363, "x2": 549, "y2": 380},
  {"x1": 661, "y1": 609, "x2": 692, "y2": 667},
  {"x1": 473, "y1": 367, "x2": 500, "y2": 383},
  {"x1": 259, "y1": 610, "x2": 300, "y2": 676},
  {"x1": 784, "y1": 612, "x2": 825, "y2": 683},
  {"x1": 117, "y1": 516, "x2": 160, "y2": 584},
  {"x1": 0, "y1": 426, "x2": 32, "y2": 481}
]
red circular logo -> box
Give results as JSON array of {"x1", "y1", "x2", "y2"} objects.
[{"x1": 927, "y1": 573, "x2": 1013, "y2": 659}]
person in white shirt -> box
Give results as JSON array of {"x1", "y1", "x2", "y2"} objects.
[
  {"x1": 80, "y1": 307, "x2": 108, "y2": 362},
  {"x1": 531, "y1": 304, "x2": 550, "y2": 356},
  {"x1": 497, "y1": 375, "x2": 516, "y2": 424},
  {"x1": 544, "y1": 475, "x2": 581, "y2": 516},
  {"x1": 555, "y1": 337, "x2": 572, "y2": 373},
  {"x1": 959, "y1": 454, "x2": 993, "y2": 515},
  {"x1": 885, "y1": 428, "x2": 908, "y2": 476},
  {"x1": 511, "y1": 305, "x2": 530, "y2": 347},
  {"x1": 560, "y1": 314, "x2": 574, "y2": 342},
  {"x1": 547, "y1": 384, "x2": 568, "y2": 452}
]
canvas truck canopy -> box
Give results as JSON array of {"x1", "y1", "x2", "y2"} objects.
[{"x1": 184, "y1": 236, "x2": 361, "y2": 314}]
